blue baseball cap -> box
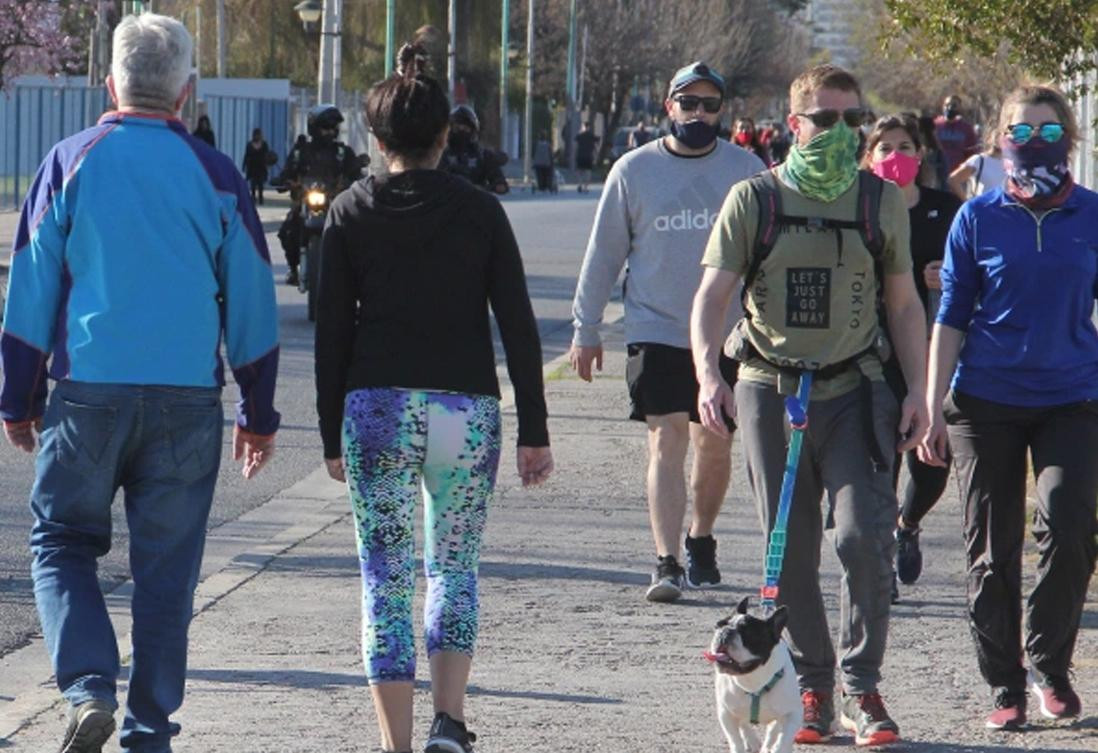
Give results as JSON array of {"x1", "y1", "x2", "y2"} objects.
[{"x1": 668, "y1": 61, "x2": 725, "y2": 98}]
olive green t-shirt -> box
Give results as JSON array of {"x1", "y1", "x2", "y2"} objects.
[{"x1": 702, "y1": 169, "x2": 912, "y2": 399}]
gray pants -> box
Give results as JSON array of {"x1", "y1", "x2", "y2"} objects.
[{"x1": 736, "y1": 378, "x2": 898, "y2": 695}]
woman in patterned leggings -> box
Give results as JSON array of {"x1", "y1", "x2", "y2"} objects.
[{"x1": 314, "y1": 43, "x2": 553, "y2": 753}]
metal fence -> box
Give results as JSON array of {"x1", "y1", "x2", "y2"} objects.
[
  {"x1": 203, "y1": 95, "x2": 291, "y2": 176},
  {"x1": 0, "y1": 83, "x2": 293, "y2": 211},
  {"x1": 0, "y1": 83, "x2": 110, "y2": 210}
]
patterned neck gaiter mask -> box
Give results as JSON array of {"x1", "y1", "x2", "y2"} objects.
[{"x1": 782, "y1": 122, "x2": 860, "y2": 202}]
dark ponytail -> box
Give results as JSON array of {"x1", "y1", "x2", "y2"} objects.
[{"x1": 366, "y1": 42, "x2": 450, "y2": 161}]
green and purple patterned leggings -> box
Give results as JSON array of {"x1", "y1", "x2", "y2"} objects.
[{"x1": 342, "y1": 387, "x2": 502, "y2": 684}]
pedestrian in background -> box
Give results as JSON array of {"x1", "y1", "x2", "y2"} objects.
[
  {"x1": 570, "y1": 61, "x2": 764, "y2": 603},
  {"x1": 242, "y1": 127, "x2": 271, "y2": 205},
  {"x1": 192, "y1": 113, "x2": 215, "y2": 148},
  {"x1": 922, "y1": 83, "x2": 1098, "y2": 732},
  {"x1": 314, "y1": 42, "x2": 552, "y2": 753},
  {"x1": 861, "y1": 113, "x2": 961, "y2": 602},
  {"x1": 934, "y1": 94, "x2": 980, "y2": 172},
  {"x1": 532, "y1": 130, "x2": 554, "y2": 192},
  {"x1": 574, "y1": 121, "x2": 599, "y2": 193},
  {"x1": 731, "y1": 116, "x2": 772, "y2": 166},
  {"x1": 947, "y1": 126, "x2": 1006, "y2": 200},
  {"x1": 0, "y1": 14, "x2": 279, "y2": 752}
]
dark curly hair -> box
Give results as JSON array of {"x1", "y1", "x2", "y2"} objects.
[{"x1": 365, "y1": 42, "x2": 450, "y2": 162}]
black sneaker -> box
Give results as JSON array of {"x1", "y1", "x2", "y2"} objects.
[
  {"x1": 684, "y1": 534, "x2": 720, "y2": 587},
  {"x1": 58, "y1": 699, "x2": 115, "y2": 753},
  {"x1": 424, "y1": 711, "x2": 476, "y2": 753},
  {"x1": 895, "y1": 525, "x2": 922, "y2": 584},
  {"x1": 285, "y1": 267, "x2": 299, "y2": 286},
  {"x1": 891, "y1": 571, "x2": 900, "y2": 604},
  {"x1": 645, "y1": 555, "x2": 685, "y2": 602}
]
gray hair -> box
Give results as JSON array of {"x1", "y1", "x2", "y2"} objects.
[{"x1": 111, "y1": 14, "x2": 193, "y2": 111}]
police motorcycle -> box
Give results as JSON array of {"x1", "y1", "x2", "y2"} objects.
[{"x1": 276, "y1": 105, "x2": 366, "y2": 321}]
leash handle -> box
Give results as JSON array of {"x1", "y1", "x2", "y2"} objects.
[{"x1": 761, "y1": 373, "x2": 813, "y2": 611}]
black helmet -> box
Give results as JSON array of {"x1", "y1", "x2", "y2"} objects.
[
  {"x1": 450, "y1": 104, "x2": 479, "y2": 133},
  {"x1": 307, "y1": 105, "x2": 344, "y2": 139}
]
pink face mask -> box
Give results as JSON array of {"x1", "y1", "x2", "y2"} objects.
[{"x1": 872, "y1": 151, "x2": 921, "y2": 187}]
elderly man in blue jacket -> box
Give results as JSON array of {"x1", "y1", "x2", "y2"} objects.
[{"x1": 0, "y1": 13, "x2": 279, "y2": 753}]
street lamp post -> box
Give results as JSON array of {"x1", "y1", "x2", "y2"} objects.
[
  {"x1": 295, "y1": 0, "x2": 341, "y2": 105},
  {"x1": 384, "y1": 0, "x2": 395, "y2": 77},
  {"x1": 523, "y1": 0, "x2": 534, "y2": 187},
  {"x1": 500, "y1": 0, "x2": 509, "y2": 152}
]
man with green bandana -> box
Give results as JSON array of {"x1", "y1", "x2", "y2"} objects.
[{"x1": 690, "y1": 64, "x2": 928, "y2": 748}]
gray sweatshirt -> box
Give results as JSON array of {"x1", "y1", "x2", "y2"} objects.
[{"x1": 572, "y1": 137, "x2": 765, "y2": 349}]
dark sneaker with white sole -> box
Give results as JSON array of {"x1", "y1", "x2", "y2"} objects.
[
  {"x1": 424, "y1": 711, "x2": 476, "y2": 753},
  {"x1": 645, "y1": 555, "x2": 686, "y2": 602},
  {"x1": 684, "y1": 534, "x2": 720, "y2": 587},
  {"x1": 58, "y1": 699, "x2": 115, "y2": 753},
  {"x1": 895, "y1": 525, "x2": 923, "y2": 584}
]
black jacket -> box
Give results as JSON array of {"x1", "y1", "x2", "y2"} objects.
[{"x1": 314, "y1": 170, "x2": 549, "y2": 458}]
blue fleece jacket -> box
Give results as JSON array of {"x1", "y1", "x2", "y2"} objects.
[
  {"x1": 1, "y1": 112, "x2": 280, "y2": 434},
  {"x1": 938, "y1": 185, "x2": 1098, "y2": 407}
]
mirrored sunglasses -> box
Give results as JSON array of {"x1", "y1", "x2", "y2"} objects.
[{"x1": 1006, "y1": 122, "x2": 1064, "y2": 145}]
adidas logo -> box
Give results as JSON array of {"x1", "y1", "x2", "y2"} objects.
[{"x1": 653, "y1": 208, "x2": 720, "y2": 232}]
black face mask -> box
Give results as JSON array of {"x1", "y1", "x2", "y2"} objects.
[
  {"x1": 450, "y1": 130, "x2": 474, "y2": 149},
  {"x1": 670, "y1": 119, "x2": 719, "y2": 150},
  {"x1": 944, "y1": 107, "x2": 959, "y2": 119}
]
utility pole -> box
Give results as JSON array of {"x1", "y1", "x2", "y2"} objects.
[
  {"x1": 576, "y1": 23, "x2": 587, "y2": 117},
  {"x1": 318, "y1": 0, "x2": 343, "y2": 104},
  {"x1": 500, "y1": 0, "x2": 510, "y2": 152},
  {"x1": 523, "y1": 0, "x2": 534, "y2": 187},
  {"x1": 384, "y1": 0, "x2": 395, "y2": 77},
  {"x1": 216, "y1": 0, "x2": 226, "y2": 77},
  {"x1": 564, "y1": 0, "x2": 577, "y2": 168},
  {"x1": 447, "y1": 0, "x2": 457, "y2": 102}
]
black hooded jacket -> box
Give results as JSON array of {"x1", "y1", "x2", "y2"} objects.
[{"x1": 314, "y1": 170, "x2": 548, "y2": 458}]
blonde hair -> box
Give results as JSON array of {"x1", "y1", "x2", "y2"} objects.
[
  {"x1": 997, "y1": 84, "x2": 1078, "y2": 152},
  {"x1": 789, "y1": 64, "x2": 862, "y2": 114}
]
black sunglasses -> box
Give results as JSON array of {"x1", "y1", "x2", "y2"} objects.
[
  {"x1": 673, "y1": 94, "x2": 723, "y2": 114},
  {"x1": 794, "y1": 108, "x2": 867, "y2": 129}
]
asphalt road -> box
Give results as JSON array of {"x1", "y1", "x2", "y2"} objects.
[{"x1": 0, "y1": 187, "x2": 600, "y2": 658}]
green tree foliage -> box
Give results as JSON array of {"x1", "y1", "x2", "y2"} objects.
[{"x1": 885, "y1": 0, "x2": 1098, "y2": 86}]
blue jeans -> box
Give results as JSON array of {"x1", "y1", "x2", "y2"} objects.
[{"x1": 30, "y1": 381, "x2": 223, "y2": 753}]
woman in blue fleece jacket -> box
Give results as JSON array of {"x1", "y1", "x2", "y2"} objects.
[{"x1": 922, "y1": 84, "x2": 1098, "y2": 732}]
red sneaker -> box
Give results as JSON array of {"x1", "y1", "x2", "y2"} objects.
[
  {"x1": 794, "y1": 690, "x2": 834, "y2": 743},
  {"x1": 986, "y1": 689, "x2": 1027, "y2": 730},
  {"x1": 1030, "y1": 673, "x2": 1081, "y2": 720},
  {"x1": 839, "y1": 692, "x2": 900, "y2": 746}
]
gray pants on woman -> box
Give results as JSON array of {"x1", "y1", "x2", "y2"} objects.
[{"x1": 736, "y1": 378, "x2": 899, "y2": 696}]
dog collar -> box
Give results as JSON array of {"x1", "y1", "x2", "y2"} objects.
[{"x1": 750, "y1": 668, "x2": 786, "y2": 724}]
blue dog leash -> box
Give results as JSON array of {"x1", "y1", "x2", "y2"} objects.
[{"x1": 760, "y1": 373, "x2": 812, "y2": 613}]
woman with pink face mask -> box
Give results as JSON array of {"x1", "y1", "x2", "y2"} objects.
[{"x1": 861, "y1": 114, "x2": 962, "y2": 603}]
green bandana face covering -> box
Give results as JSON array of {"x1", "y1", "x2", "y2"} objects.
[{"x1": 782, "y1": 122, "x2": 859, "y2": 202}]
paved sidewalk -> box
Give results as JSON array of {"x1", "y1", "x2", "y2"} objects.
[{"x1": 2, "y1": 321, "x2": 1097, "y2": 752}]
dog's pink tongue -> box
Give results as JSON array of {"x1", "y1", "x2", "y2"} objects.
[{"x1": 702, "y1": 650, "x2": 729, "y2": 663}]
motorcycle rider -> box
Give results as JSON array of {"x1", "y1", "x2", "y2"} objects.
[
  {"x1": 277, "y1": 105, "x2": 361, "y2": 285},
  {"x1": 440, "y1": 104, "x2": 509, "y2": 194}
]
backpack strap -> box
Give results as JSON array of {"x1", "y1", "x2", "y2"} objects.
[
  {"x1": 743, "y1": 171, "x2": 784, "y2": 297},
  {"x1": 855, "y1": 170, "x2": 886, "y2": 263}
]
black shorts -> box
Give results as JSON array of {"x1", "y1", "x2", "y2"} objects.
[{"x1": 625, "y1": 342, "x2": 738, "y2": 429}]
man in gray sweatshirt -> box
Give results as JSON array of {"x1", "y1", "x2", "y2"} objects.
[{"x1": 569, "y1": 61, "x2": 765, "y2": 602}]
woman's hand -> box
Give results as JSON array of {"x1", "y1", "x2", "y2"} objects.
[
  {"x1": 923, "y1": 261, "x2": 943, "y2": 291},
  {"x1": 325, "y1": 457, "x2": 346, "y2": 482},
  {"x1": 919, "y1": 410, "x2": 950, "y2": 467},
  {"x1": 517, "y1": 446, "x2": 553, "y2": 487}
]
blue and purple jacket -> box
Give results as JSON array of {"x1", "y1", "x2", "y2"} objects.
[{"x1": 1, "y1": 111, "x2": 280, "y2": 434}]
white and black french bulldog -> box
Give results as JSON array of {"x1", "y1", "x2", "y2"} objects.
[{"x1": 706, "y1": 597, "x2": 800, "y2": 753}]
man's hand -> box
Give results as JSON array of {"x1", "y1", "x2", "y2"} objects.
[
  {"x1": 233, "y1": 426, "x2": 276, "y2": 479},
  {"x1": 697, "y1": 374, "x2": 736, "y2": 439},
  {"x1": 3, "y1": 418, "x2": 42, "y2": 453},
  {"x1": 517, "y1": 445, "x2": 554, "y2": 487},
  {"x1": 923, "y1": 261, "x2": 943, "y2": 291},
  {"x1": 569, "y1": 344, "x2": 603, "y2": 382},
  {"x1": 325, "y1": 457, "x2": 346, "y2": 482},
  {"x1": 896, "y1": 392, "x2": 929, "y2": 453}
]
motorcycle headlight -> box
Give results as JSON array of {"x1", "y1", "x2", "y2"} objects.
[{"x1": 305, "y1": 190, "x2": 327, "y2": 208}]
